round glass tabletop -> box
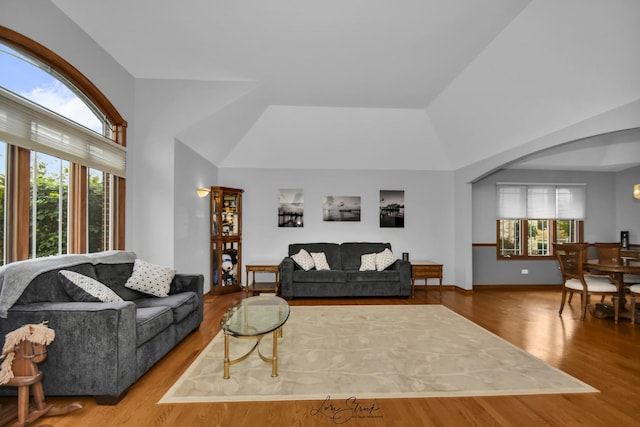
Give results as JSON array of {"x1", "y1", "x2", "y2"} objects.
[{"x1": 221, "y1": 295, "x2": 290, "y2": 337}]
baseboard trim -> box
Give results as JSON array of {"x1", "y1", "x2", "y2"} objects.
[
  {"x1": 473, "y1": 284, "x2": 562, "y2": 291},
  {"x1": 414, "y1": 284, "x2": 562, "y2": 293}
]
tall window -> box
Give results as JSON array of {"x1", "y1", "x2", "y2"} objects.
[
  {"x1": 496, "y1": 184, "x2": 585, "y2": 259},
  {"x1": 30, "y1": 151, "x2": 69, "y2": 258},
  {"x1": 88, "y1": 167, "x2": 111, "y2": 253},
  {"x1": 0, "y1": 141, "x2": 5, "y2": 263},
  {"x1": 0, "y1": 27, "x2": 127, "y2": 265}
]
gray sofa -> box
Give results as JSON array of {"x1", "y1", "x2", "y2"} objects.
[
  {"x1": 0, "y1": 251, "x2": 203, "y2": 404},
  {"x1": 279, "y1": 242, "x2": 411, "y2": 299}
]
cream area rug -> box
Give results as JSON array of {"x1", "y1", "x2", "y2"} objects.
[{"x1": 159, "y1": 305, "x2": 596, "y2": 403}]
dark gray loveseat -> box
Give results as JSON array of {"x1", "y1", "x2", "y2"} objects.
[
  {"x1": 0, "y1": 251, "x2": 203, "y2": 404},
  {"x1": 279, "y1": 242, "x2": 411, "y2": 299}
]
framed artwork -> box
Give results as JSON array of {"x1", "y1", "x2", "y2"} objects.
[
  {"x1": 380, "y1": 190, "x2": 404, "y2": 227},
  {"x1": 323, "y1": 196, "x2": 361, "y2": 222},
  {"x1": 278, "y1": 189, "x2": 304, "y2": 227}
]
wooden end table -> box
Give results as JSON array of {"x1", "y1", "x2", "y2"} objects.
[
  {"x1": 246, "y1": 264, "x2": 280, "y2": 295},
  {"x1": 411, "y1": 261, "x2": 443, "y2": 300}
]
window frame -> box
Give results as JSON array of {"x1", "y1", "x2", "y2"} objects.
[
  {"x1": 496, "y1": 219, "x2": 584, "y2": 260},
  {"x1": 0, "y1": 26, "x2": 127, "y2": 262}
]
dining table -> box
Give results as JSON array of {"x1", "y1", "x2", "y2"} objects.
[{"x1": 584, "y1": 257, "x2": 640, "y2": 322}]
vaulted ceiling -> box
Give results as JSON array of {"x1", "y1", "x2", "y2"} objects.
[{"x1": 51, "y1": 0, "x2": 640, "y2": 174}]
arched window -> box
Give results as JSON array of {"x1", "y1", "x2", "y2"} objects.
[{"x1": 0, "y1": 26, "x2": 127, "y2": 264}]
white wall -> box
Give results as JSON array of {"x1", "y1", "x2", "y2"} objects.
[
  {"x1": 616, "y1": 165, "x2": 640, "y2": 243},
  {"x1": 427, "y1": 0, "x2": 640, "y2": 168},
  {"x1": 130, "y1": 78, "x2": 261, "y2": 265},
  {"x1": 218, "y1": 168, "x2": 456, "y2": 287},
  {"x1": 472, "y1": 168, "x2": 618, "y2": 285},
  {"x1": 174, "y1": 141, "x2": 218, "y2": 292}
]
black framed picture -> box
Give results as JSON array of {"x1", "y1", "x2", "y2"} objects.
[
  {"x1": 322, "y1": 196, "x2": 361, "y2": 222},
  {"x1": 380, "y1": 190, "x2": 404, "y2": 227},
  {"x1": 278, "y1": 189, "x2": 304, "y2": 227}
]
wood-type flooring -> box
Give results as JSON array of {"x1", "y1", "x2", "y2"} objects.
[{"x1": 2, "y1": 286, "x2": 639, "y2": 426}]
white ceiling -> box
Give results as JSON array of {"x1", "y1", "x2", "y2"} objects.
[
  {"x1": 506, "y1": 128, "x2": 640, "y2": 172},
  {"x1": 50, "y1": 0, "x2": 640, "y2": 174}
]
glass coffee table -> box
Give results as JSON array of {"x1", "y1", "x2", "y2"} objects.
[{"x1": 220, "y1": 295, "x2": 290, "y2": 379}]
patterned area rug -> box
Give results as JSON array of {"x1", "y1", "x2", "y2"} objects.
[{"x1": 159, "y1": 305, "x2": 596, "y2": 403}]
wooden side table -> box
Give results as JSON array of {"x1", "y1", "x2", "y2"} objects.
[
  {"x1": 411, "y1": 261, "x2": 443, "y2": 300},
  {"x1": 245, "y1": 264, "x2": 280, "y2": 295}
]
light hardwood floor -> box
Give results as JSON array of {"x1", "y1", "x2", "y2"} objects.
[{"x1": 3, "y1": 287, "x2": 640, "y2": 427}]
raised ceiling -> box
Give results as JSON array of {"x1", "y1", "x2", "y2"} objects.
[{"x1": 50, "y1": 0, "x2": 640, "y2": 174}]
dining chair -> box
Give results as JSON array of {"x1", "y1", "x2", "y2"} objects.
[
  {"x1": 590, "y1": 243, "x2": 622, "y2": 302},
  {"x1": 630, "y1": 284, "x2": 640, "y2": 324},
  {"x1": 594, "y1": 242, "x2": 621, "y2": 264},
  {"x1": 566, "y1": 243, "x2": 613, "y2": 304},
  {"x1": 621, "y1": 250, "x2": 640, "y2": 286},
  {"x1": 554, "y1": 243, "x2": 619, "y2": 323}
]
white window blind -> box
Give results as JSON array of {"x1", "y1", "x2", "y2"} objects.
[
  {"x1": 497, "y1": 183, "x2": 586, "y2": 219},
  {"x1": 496, "y1": 185, "x2": 526, "y2": 218},
  {"x1": 0, "y1": 87, "x2": 126, "y2": 177},
  {"x1": 527, "y1": 186, "x2": 556, "y2": 218},
  {"x1": 557, "y1": 186, "x2": 586, "y2": 219}
]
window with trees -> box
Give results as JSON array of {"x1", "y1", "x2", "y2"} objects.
[
  {"x1": 0, "y1": 27, "x2": 127, "y2": 265},
  {"x1": 496, "y1": 184, "x2": 585, "y2": 259}
]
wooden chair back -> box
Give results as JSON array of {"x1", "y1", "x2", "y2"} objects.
[
  {"x1": 594, "y1": 243, "x2": 621, "y2": 264},
  {"x1": 621, "y1": 249, "x2": 640, "y2": 260},
  {"x1": 554, "y1": 243, "x2": 587, "y2": 281}
]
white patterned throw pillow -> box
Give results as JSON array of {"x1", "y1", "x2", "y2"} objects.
[
  {"x1": 291, "y1": 249, "x2": 315, "y2": 271},
  {"x1": 125, "y1": 259, "x2": 176, "y2": 297},
  {"x1": 59, "y1": 270, "x2": 124, "y2": 303},
  {"x1": 359, "y1": 253, "x2": 377, "y2": 271},
  {"x1": 375, "y1": 248, "x2": 398, "y2": 271},
  {"x1": 311, "y1": 252, "x2": 331, "y2": 270}
]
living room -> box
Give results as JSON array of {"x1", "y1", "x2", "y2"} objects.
[
  {"x1": 3, "y1": 1, "x2": 639, "y2": 292},
  {"x1": 1, "y1": 1, "x2": 639, "y2": 426}
]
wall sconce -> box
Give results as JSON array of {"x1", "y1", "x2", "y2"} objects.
[
  {"x1": 634, "y1": 184, "x2": 640, "y2": 200},
  {"x1": 197, "y1": 188, "x2": 211, "y2": 198}
]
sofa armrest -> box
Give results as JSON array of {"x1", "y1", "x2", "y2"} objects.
[
  {"x1": 0, "y1": 301, "x2": 138, "y2": 399},
  {"x1": 169, "y1": 274, "x2": 204, "y2": 326},
  {"x1": 170, "y1": 274, "x2": 204, "y2": 296},
  {"x1": 279, "y1": 258, "x2": 295, "y2": 299},
  {"x1": 395, "y1": 260, "x2": 412, "y2": 295}
]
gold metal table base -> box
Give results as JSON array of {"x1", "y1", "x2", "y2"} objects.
[{"x1": 223, "y1": 327, "x2": 283, "y2": 379}]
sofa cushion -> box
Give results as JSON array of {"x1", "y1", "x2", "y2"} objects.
[
  {"x1": 289, "y1": 243, "x2": 342, "y2": 269},
  {"x1": 291, "y1": 249, "x2": 315, "y2": 271},
  {"x1": 291, "y1": 281, "x2": 355, "y2": 298},
  {"x1": 310, "y1": 252, "x2": 331, "y2": 270},
  {"x1": 15, "y1": 262, "x2": 98, "y2": 305},
  {"x1": 58, "y1": 270, "x2": 125, "y2": 303},
  {"x1": 93, "y1": 262, "x2": 145, "y2": 300},
  {"x1": 340, "y1": 243, "x2": 392, "y2": 270},
  {"x1": 136, "y1": 306, "x2": 173, "y2": 346},
  {"x1": 347, "y1": 270, "x2": 400, "y2": 282},
  {"x1": 292, "y1": 270, "x2": 347, "y2": 283},
  {"x1": 134, "y1": 292, "x2": 198, "y2": 323},
  {"x1": 125, "y1": 259, "x2": 176, "y2": 297}
]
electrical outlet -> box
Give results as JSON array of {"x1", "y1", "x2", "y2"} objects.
[{"x1": 521, "y1": 269, "x2": 529, "y2": 274}]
